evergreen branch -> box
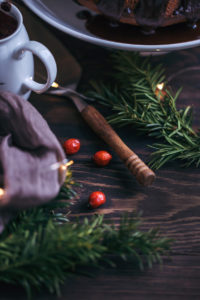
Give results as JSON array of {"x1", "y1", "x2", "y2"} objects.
[
  {"x1": 0, "y1": 169, "x2": 172, "y2": 298},
  {"x1": 0, "y1": 212, "x2": 172, "y2": 298},
  {"x1": 89, "y1": 52, "x2": 200, "y2": 169}
]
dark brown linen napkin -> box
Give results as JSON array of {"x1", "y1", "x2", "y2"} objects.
[{"x1": 0, "y1": 91, "x2": 66, "y2": 231}]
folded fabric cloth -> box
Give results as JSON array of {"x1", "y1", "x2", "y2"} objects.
[{"x1": 0, "y1": 91, "x2": 66, "y2": 231}]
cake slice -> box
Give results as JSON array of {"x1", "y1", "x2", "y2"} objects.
[{"x1": 76, "y1": 0, "x2": 199, "y2": 29}]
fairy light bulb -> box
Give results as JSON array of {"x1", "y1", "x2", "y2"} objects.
[
  {"x1": 60, "y1": 164, "x2": 67, "y2": 172},
  {"x1": 50, "y1": 159, "x2": 74, "y2": 183},
  {"x1": 0, "y1": 188, "x2": 5, "y2": 197},
  {"x1": 66, "y1": 160, "x2": 74, "y2": 167},
  {"x1": 51, "y1": 82, "x2": 59, "y2": 88},
  {"x1": 155, "y1": 82, "x2": 166, "y2": 101},
  {"x1": 156, "y1": 83, "x2": 164, "y2": 91},
  {"x1": 60, "y1": 160, "x2": 73, "y2": 171},
  {"x1": 50, "y1": 159, "x2": 74, "y2": 171}
]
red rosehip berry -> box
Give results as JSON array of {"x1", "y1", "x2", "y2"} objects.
[
  {"x1": 64, "y1": 138, "x2": 80, "y2": 155},
  {"x1": 93, "y1": 150, "x2": 112, "y2": 166},
  {"x1": 88, "y1": 191, "x2": 106, "y2": 209}
]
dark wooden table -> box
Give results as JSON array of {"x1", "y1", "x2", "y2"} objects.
[{"x1": 2, "y1": 2, "x2": 200, "y2": 299}]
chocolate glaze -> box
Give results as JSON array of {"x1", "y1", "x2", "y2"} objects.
[
  {"x1": 135, "y1": 0, "x2": 169, "y2": 27},
  {"x1": 181, "y1": 0, "x2": 200, "y2": 24},
  {"x1": 86, "y1": 14, "x2": 200, "y2": 45},
  {"x1": 96, "y1": 0, "x2": 200, "y2": 29},
  {"x1": 97, "y1": 0, "x2": 125, "y2": 19}
]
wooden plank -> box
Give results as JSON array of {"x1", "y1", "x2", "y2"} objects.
[
  {"x1": 12, "y1": 6, "x2": 200, "y2": 298},
  {"x1": 30, "y1": 93, "x2": 200, "y2": 255},
  {"x1": 1, "y1": 256, "x2": 200, "y2": 300}
]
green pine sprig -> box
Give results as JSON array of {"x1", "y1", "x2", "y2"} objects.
[
  {"x1": 89, "y1": 51, "x2": 200, "y2": 169},
  {"x1": 0, "y1": 170, "x2": 172, "y2": 298},
  {"x1": 0, "y1": 213, "x2": 172, "y2": 298}
]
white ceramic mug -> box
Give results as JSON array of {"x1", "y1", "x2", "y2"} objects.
[{"x1": 0, "y1": 2, "x2": 57, "y2": 100}]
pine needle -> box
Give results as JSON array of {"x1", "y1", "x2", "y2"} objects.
[
  {"x1": 0, "y1": 171, "x2": 172, "y2": 297},
  {"x1": 89, "y1": 51, "x2": 200, "y2": 169}
]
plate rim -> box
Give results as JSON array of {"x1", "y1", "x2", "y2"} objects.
[{"x1": 22, "y1": 0, "x2": 200, "y2": 52}]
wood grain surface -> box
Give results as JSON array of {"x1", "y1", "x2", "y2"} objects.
[
  {"x1": 80, "y1": 104, "x2": 155, "y2": 186},
  {"x1": 2, "y1": 2, "x2": 200, "y2": 299}
]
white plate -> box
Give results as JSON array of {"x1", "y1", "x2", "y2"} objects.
[{"x1": 22, "y1": 0, "x2": 200, "y2": 52}]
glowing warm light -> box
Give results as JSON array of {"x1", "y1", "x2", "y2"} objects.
[
  {"x1": 66, "y1": 160, "x2": 74, "y2": 167},
  {"x1": 51, "y1": 159, "x2": 74, "y2": 171},
  {"x1": 60, "y1": 164, "x2": 67, "y2": 171},
  {"x1": 51, "y1": 82, "x2": 59, "y2": 88},
  {"x1": 156, "y1": 83, "x2": 164, "y2": 91},
  {"x1": 155, "y1": 82, "x2": 167, "y2": 101},
  {"x1": 0, "y1": 188, "x2": 5, "y2": 197},
  {"x1": 60, "y1": 160, "x2": 74, "y2": 171}
]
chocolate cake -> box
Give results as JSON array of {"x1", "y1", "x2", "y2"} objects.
[{"x1": 76, "y1": 0, "x2": 200, "y2": 32}]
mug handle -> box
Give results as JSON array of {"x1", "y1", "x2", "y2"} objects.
[{"x1": 15, "y1": 41, "x2": 57, "y2": 94}]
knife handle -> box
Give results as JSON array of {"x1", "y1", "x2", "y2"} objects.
[{"x1": 81, "y1": 105, "x2": 155, "y2": 186}]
